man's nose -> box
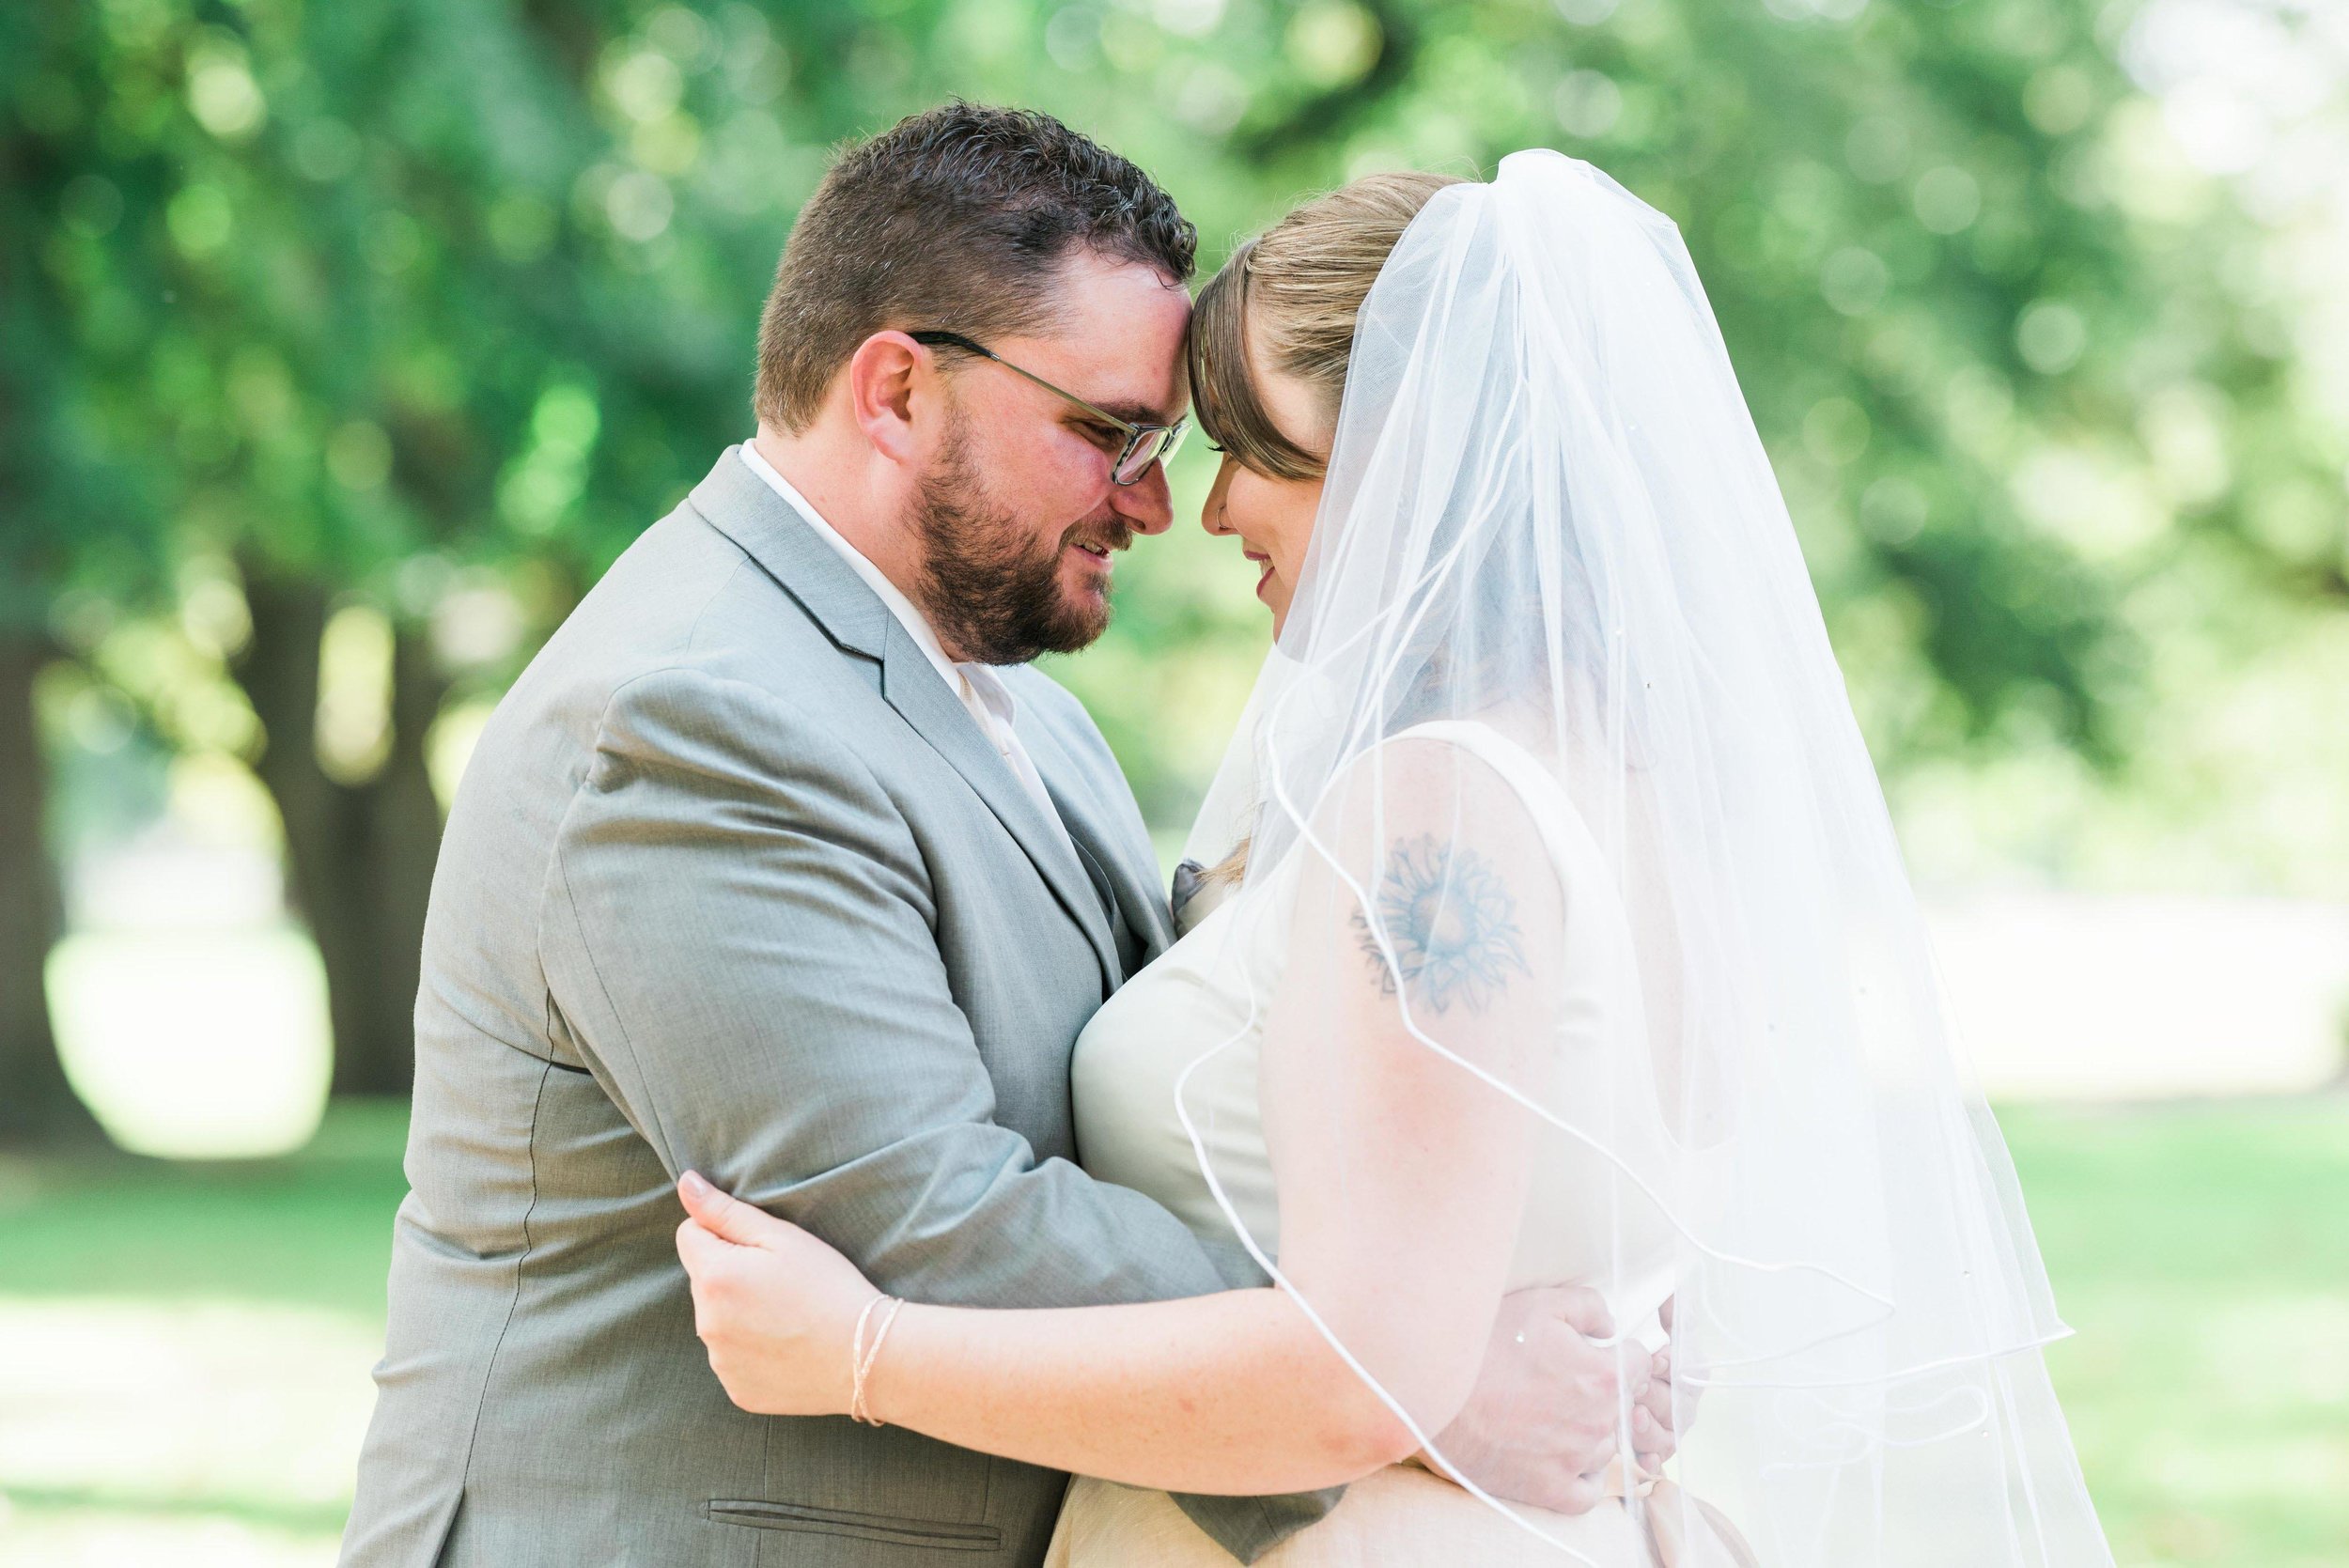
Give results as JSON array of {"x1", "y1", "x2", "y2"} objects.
[{"x1": 1111, "y1": 459, "x2": 1174, "y2": 536}]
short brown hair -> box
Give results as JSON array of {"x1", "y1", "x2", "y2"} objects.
[
  {"x1": 1188, "y1": 171, "x2": 1465, "y2": 481},
  {"x1": 755, "y1": 102, "x2": 1197, "y2": 431}
]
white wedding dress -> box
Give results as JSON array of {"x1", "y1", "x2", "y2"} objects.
[
  {"x1": 1034, "y1": 150, "x2": 2111, "y2": 1566},
  {"x1": 1046, "y1": 721, "x2": 1696, "y2": 1567}
]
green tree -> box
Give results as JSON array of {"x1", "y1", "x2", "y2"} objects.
[
  {"x1": 1003, "y1": 0, "x2": 2322, "y2": 783},
  {"x1": 12, "y1": 0, "x2": 2341, "y2": 1119},
  {"x1": 0, "y1": 5, "x2": 182, "y2": 1141},
  {"x1": 20, "y1": 0, "x2": 770, "y2": 1095}
]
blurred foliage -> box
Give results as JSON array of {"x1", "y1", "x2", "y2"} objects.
[{"x1": 4, "y1": 0, "x2": 2345, "y2": 846}]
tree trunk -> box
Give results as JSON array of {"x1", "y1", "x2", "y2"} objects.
[
  {"x1": 346, "y1": 624, "x2": 446, "y2": 1098},
  {"x1": 234, "y1": 572, "x2": 448, "y2": 1101},
  {"x1": 0, "y1": 630, "x2": 103, "y2": 1144}
]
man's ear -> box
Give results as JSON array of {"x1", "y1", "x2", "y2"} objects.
[{"x1": 847, "y1": 331, "x2": 927, "y2": 468}]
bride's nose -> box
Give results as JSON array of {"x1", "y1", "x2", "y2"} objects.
[{"x1": 1201, "y1": 454, "x2": 1238, "y2": 536}]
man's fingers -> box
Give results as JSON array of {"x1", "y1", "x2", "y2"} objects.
[
  {"x1": 1548, "y1": 1284, "x2": 1615, "y2": 1342},
  {"x1": 1566, "y1": 1421, "x2": 1621, "y2": 1475},
  {"x1": 1556, "y1": 1474, "x2": 1605, "y2": 1515},
  {"x1": 1509, "y1": 1470, "x2": 1604, "y2": 1516}
]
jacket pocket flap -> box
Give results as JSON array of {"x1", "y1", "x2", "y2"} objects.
[{"x1": 706, "y1": 1498, "x2": 1003, "y2": 1551}]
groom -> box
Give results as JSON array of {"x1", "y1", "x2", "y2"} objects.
[{"x1": 342, "y1": 104, "x2": 1647, "y2": 1568}]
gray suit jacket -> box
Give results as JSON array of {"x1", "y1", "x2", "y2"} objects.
[{"x1": 340, "y1": 449, "x2": 1337, "y2": 1568}]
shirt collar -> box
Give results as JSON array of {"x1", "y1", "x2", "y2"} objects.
[{"x1": 738, "y1": 442, "x2": 965, "y2": 697}]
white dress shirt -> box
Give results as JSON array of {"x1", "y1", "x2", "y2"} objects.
[{"x1": 738, "y1": 443, "x2": 1071, "y2": 844}]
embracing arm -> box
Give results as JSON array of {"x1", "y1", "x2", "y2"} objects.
[
  {"x1": 559, "y1": 663, "x2": 1364, "y2": 1552},
  {"x1": 547, "y1": 664, "x2": 1249, "y2": 1303},
  {"x1": 872, "y1": 1281, "x2": 1391, "y2": 1493},
  {"x1": 680, "y1": 738, "x2": 1590, "y2": 1497}
]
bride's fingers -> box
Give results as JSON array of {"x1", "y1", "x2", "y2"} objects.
[
  {"x1": 676, "y1": 1170, "x2": 782, "y2": 1247},
  {"x1": 675, "y1": 1215, "x2": 725, "y2": 1273},
  {"x1": 675, "y1": 1219, "x2": 726, "y2": 1334}
]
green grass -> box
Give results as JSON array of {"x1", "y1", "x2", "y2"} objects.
[
  {"x1": 0, "y1": 1098, "x2": 2342, "y2": 1564},
  {"x1": 0, "y1": 1101, "x2": 410, "y2": 1316},
  {"x1": 2002, "y1": 1100, "x2": 2349, "y2": 1565}
]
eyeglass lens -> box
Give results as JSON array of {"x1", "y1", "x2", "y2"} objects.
[{"x1": 1113, "y1": 422, "x2": 1187, "y2": 486}]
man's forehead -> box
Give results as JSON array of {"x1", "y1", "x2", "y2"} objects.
[{"x1": 1029, "y1": 256, "x2": 1191, "y2": 421}]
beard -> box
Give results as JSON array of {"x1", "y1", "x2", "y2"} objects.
[{"x1": 914, "y1": 411, "x2": 1128, "y2": 665}]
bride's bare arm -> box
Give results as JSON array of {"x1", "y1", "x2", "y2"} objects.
[{"x1": 677, "y1": 744, "x2": 1577, "y2": 1496}]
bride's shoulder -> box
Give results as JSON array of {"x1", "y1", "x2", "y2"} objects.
[
  {"x1": 1362, "y1": 718, "x2": 1563, "y2": 812},
  {"x1": 1306, "y1": 719, "x2": 1565, "y2": 865},
  {"x1": 1382, "y1": 715, "x2": 1541, "y2": 771}
]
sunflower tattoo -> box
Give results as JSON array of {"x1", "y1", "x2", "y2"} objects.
[{"x1": 1350, "y1": 834, "x2": 1530, "y2": 1014}]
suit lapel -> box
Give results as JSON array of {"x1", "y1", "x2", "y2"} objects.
[
  {"x1": 1020, "y1": 714, "x2": 1177, "y2": 969},
  {"x1": 874, "y1": 628, "x2": 1123, "y2": 989},
  {"x1": 689, "y1": 446, "x2": 892, "y2": 663},
  {"x1": 691, "y1": 447, "x2": 1125, "y2": 990}
]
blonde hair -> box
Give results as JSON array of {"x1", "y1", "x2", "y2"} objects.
[{"x1": 1186, "y1": 170, "x2": 1467, "y2": 481}]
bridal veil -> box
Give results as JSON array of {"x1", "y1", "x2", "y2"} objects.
[{"x1": 1176, "y1": 151, "x2": 2113, "y2": 1565}]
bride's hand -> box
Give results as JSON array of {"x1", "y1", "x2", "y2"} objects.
[{"x1": 674, "y1": 1171, "x2": 882, "y2": 1417}]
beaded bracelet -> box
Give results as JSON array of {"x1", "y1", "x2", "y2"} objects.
[{"x1": 849, "y1": 1294, "x2": 906, "y2": 1426}]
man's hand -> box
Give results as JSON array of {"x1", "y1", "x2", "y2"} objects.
[
  {"x1": 1421, "y1": 1285, "x2": 1674, "y2": 1514},
  {"x1": 1633, "y1": 1296, "x2": 1679, "y2": 1472}
]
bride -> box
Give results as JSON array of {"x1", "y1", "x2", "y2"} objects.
[{"x1": 673, "y1": 151, "x2": 2114, "y2": 1566}]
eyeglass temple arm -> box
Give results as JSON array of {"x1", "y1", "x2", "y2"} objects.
[{"x1": 910, "y1": 330, "x2": 1146, "y2": 438}]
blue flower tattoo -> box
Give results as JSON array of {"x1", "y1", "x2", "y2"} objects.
[{"x1": 1351, "y1": 834, "x2": 1530, "y2": 1014}]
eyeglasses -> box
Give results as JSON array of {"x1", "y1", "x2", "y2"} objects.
[{"x1": 910, "y1": 330, "x2": 1189, "y2": 487}]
